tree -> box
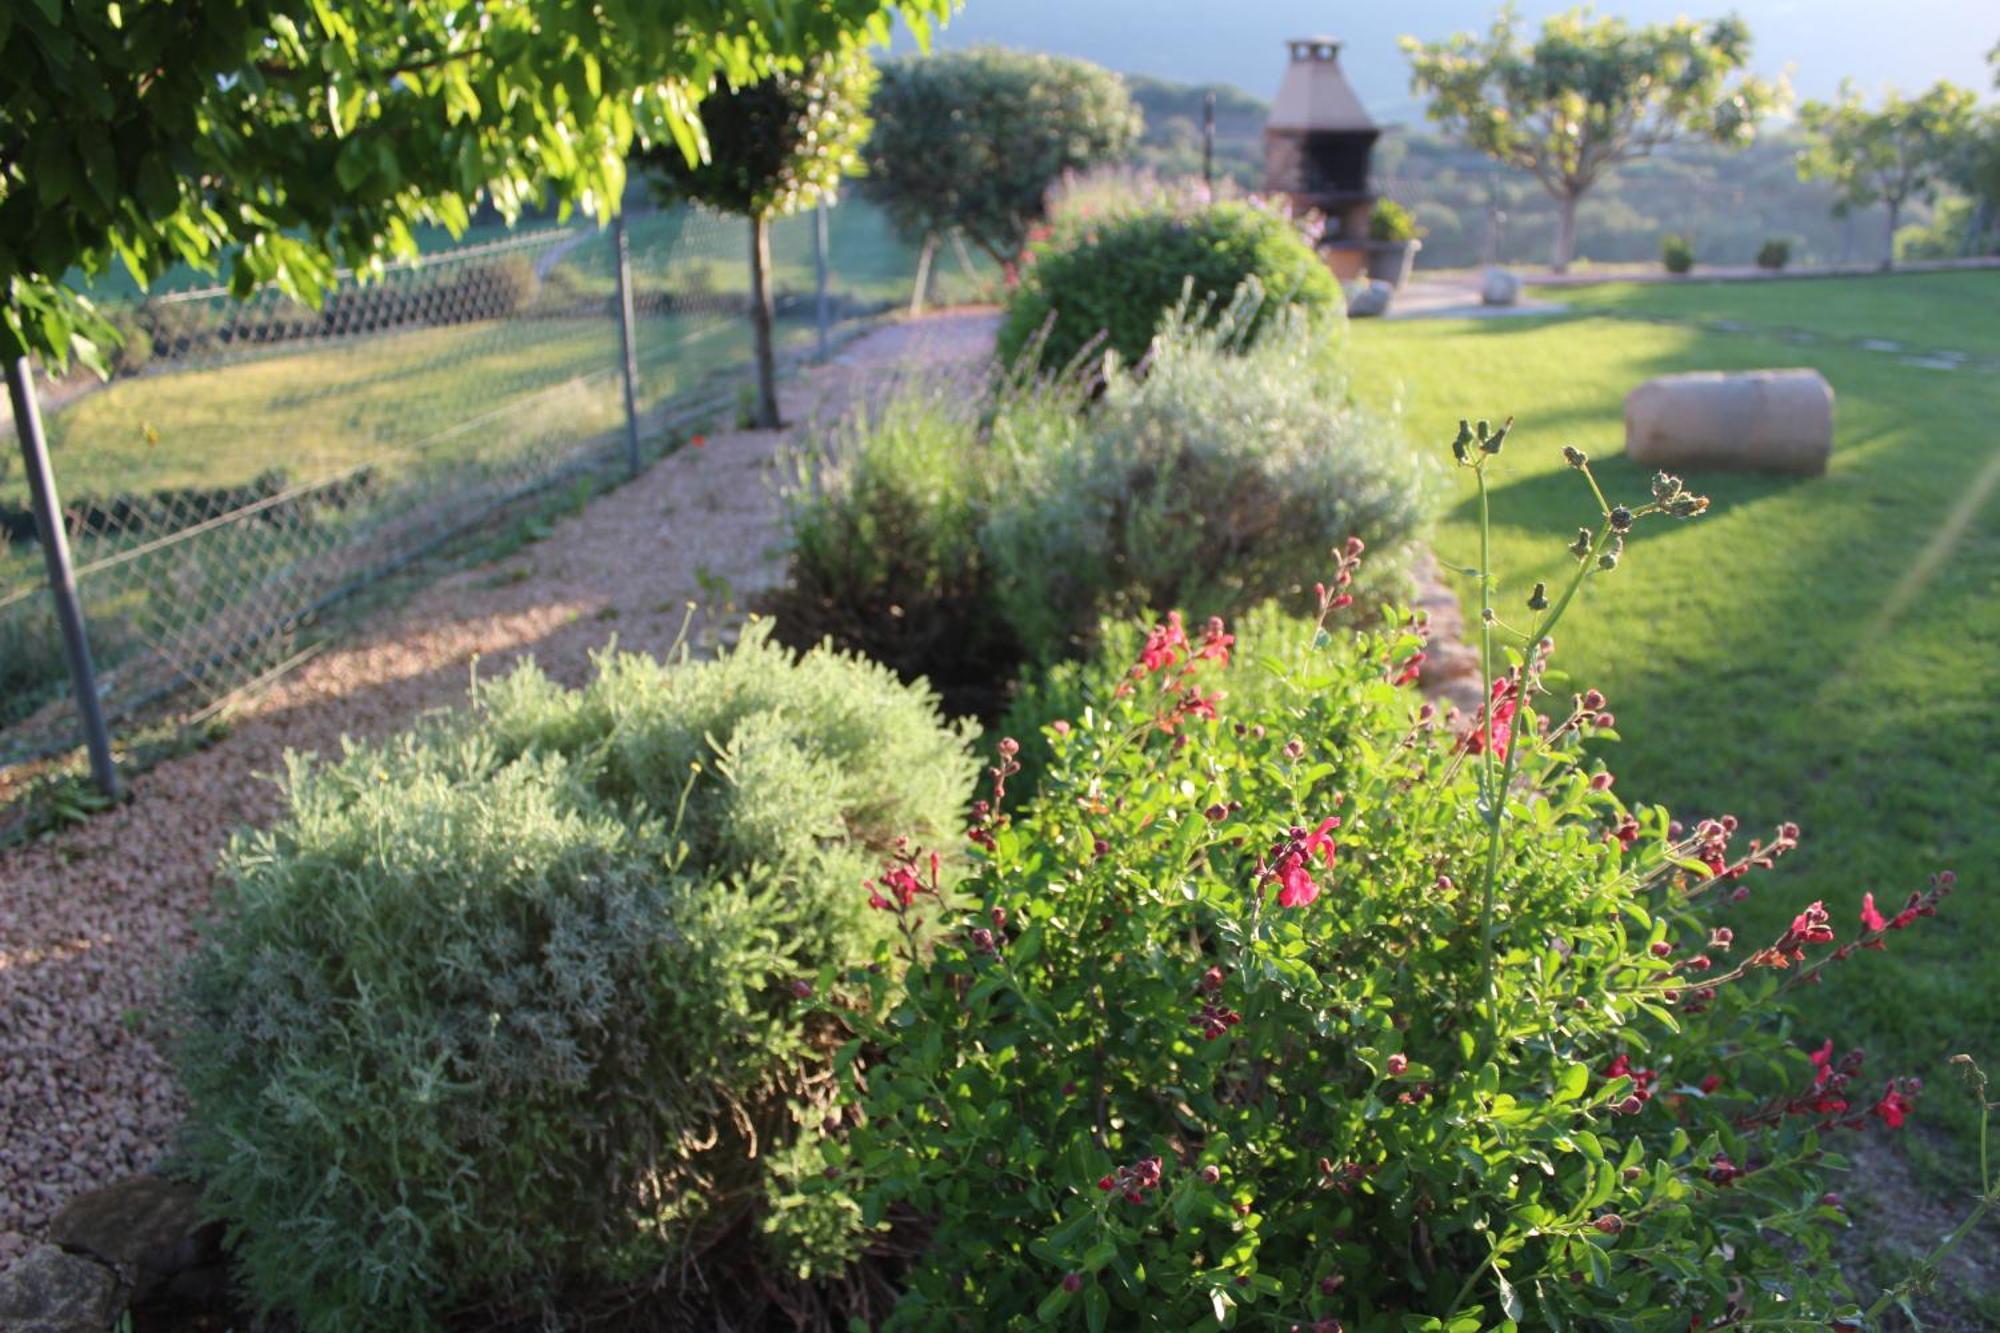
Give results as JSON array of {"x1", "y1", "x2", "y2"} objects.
[
  {"x1": 0, "y1": 0, "x2": 948, "y2": 372},
  {"x1": 1401, "y1": 6, "x2": 1784, "y2": 272},
  {"x1": 1798, "y1": 80, "x2": 1980, "y2": 268},
  {"x1": 860, "y1": 47, "x2": 1140, "y2": 296},
  {"x1": 641, "y1": 49, "x2": 874, "y2": 429}
]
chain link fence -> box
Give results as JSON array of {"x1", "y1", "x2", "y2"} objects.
[{"x1": 1, "y1": 199, "x2": 990, "y2": 773}]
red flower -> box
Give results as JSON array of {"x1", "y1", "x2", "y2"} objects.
[
  {"x1": 1197, "y1": 616, "x2": 1234, "y2": 667},
  {"x1": 690, "y1": 433, "x2": 706, "y2": 449},
  {"x1": 1699, "y1": 1073, "x2": 1723, "y2": 1094},
  {"x1": 1464, "y1": 678, "x2": 1517, "y2": 759},
  {"x1": 1268, "y1": 817, "x2": 1339, "y2": 909},
  {"x1": 1275, "y1": 856, "x2": 1320, "y2": 909},
  {"x1": 1873, "y1": 1084, "x2": 1914, "y2": 1129},
  {"x1": 1138, "y1": 612, "x2": 1191, "y2": 675},
  {"x1": 1391, "y1": 651, "x2": 1426, "y2": 687},
  {"x1": 1810, "y1": 1038, "x2": 1836, "y2": 1088},
  {"x1": 1791, "y1": 901, "x2": 1835, "y2": 944}
]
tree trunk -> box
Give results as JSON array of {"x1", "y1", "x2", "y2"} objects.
[
  {"x1": 748, "y1": 212, "x2": 780, "y2": 430},
  {"x1": 1882, "y1": 198, "x2": 1900, "y2": 271},
  {"x1": 1551, "y1": 192, "x2": 1580, "y2": 273},
  {"x1": 907, "y1": 232, "x2": 936, "y2": 317}
]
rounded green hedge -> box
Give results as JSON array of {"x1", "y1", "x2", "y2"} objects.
[
  {"x1": 176, "y1": 625, "x2": 978, "y2": 1331},
  {"x1": 996, "y1": 200, "x2": 1342, "y2": 376}
]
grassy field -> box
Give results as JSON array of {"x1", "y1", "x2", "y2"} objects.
[
  {"x1": 1555, "y1": 270, "x2": 2000, "y2": 361},
  {"x1": 1345, "y1": 277, "x2": 2000, "y2": 1180}
]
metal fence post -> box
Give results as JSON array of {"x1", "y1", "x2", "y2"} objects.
[
  {"x1": 612, "y1": 213, "x2": 642, "y2": 476},
  {"x1": 6, "y1": 354, "x2": 119, "y2": 798},
  {"x1": 814, "y1": 198, "x2": 832, "y2": 363}
]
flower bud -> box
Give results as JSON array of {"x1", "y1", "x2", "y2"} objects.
[
  {"x1": 1062, "y1": 1272, "x2": 1084, "y2": 1293},
  {"x1": 1609, "y1": 506, "x2": 1634, "y2": 532},
  {"x1": 1320, "y1": 1274, "x2": 1345, "y2": 1295},
  {"x1": 1563, "y1": 445, "x2": 1588, "y2": 469},
  {"x1": 1386, "y1": 1054, "x2": 1409, "y2": 1076},
  {"x1": 1593, "y1": 1213, "x2": 1625, "y2": 1234},
  {"x1": 1199, "y1": 1165, "x2": 1221, "y2": 1184},
  {"x1": 1570, "y1": 527, "x2": 1594, "y2": 559},
  {"x1": 790, "y1": 979, "x2": 814, "y2": 999},
  {"x1": 1650, "y1": 941, "x2": 1672, "y2": 958},
  {"x1": 1527, "y1": 581, "x2": 1549, "y2": 611},
  {"x1": 1481, "y1": 416, "x2": 1512, "y2": 454},
  {"x1": 1615, "y1": 1095, "x2": 1644, "y2": 1116}
]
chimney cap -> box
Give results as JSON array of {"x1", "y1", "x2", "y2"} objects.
[{"x1": 1270, "y1": 36, "x2": 1376, "y2": 132}]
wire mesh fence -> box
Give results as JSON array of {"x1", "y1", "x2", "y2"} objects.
[{"x1": 1, "y1": 198, "x2": 988, "y2": 772}]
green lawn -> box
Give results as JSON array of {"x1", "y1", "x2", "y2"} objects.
[
  {"x1": 1556, "y1": 270, "x2": 2000, "y2": 361},
  {"x1": 1346, "y1": 287, "x2": 2000, "y2": 1176}
]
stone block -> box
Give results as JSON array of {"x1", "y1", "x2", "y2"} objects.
[{"x1": 1624, "y1": 369, "x2": 1833, "y2": 476}]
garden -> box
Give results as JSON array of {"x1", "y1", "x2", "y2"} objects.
[{"x1": 3, "y1": 3, "x2": 1998, "y2": 1332}]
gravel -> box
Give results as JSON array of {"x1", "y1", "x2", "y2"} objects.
[{"x1": 0, "y1": 312, "x2": 1001, "y2": 1270}]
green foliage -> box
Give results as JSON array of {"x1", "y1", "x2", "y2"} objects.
[
  {"x1": 1799, "y1": 80, "x2": 1983, "y2": 266},
  {"x1": 0, "y1": 0, "x2": 949, "y2": 370},
  {"x1": 984, "y1": 302, "x2": 1434, "y2": 662},
  {"x1": 1368, "y1": 198, "x2": 1425, "y2": 244},
  {"x1": 1661, "y1": 233, "x2": 1695, "y2": 274},
  {"x1": 1340, "y1": 279, "x2": 2000, "y2": 1174},
  {"x1": 642, "y1": 48, "x2": 877, "y2": 223},
  {"x1": 1401, "y1": 7, "x2": 1786, "y2": 269},
  {"x1": 176, "y1": 626, "x2": 978, "y2": 1331},
  {"x1": 762, "y1": 377, "x2": 1041, "y2": 717},
  {"x1": 1755, "y1": 236, "x2": 1792, "y2": 270},
  {"x1": 995, "y1": 193, "x2": 1341, "y2": 375},
  {"x1": 862, "y1": 47, "x2": 1141, "y2": 264},
  {"x1": 826, "y1": 456, "x2": 1933, "y2": 1328}
]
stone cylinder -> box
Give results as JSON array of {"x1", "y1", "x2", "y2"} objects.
[{"x1": 1624, "y1": 369, "x2": 1834, "y2": 476}]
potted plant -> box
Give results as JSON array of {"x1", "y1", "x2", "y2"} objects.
[{"x1": 1365, "y1": 198, "x2": 1425, "y2": 288}]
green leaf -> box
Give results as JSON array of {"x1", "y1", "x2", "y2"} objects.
[
  {"x1": 1553, "y1": 1061, "x2": 1589, "y2": 1104},
  {"x1": 1085, "y1": 1283, "x2": 1109, "y2": 1333}
]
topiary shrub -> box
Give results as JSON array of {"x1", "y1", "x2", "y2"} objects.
[
  {"x1": 177, "y1": 625, "x2": 979, "y2": 1332},
  {"x1": 814, "y1": 440, "x2": 1957, "y2": 1330},
  {"x1": 1661, "y1": 232, "x2": 1696, "y2": 274},
  {"x1": 996, "y1": 194, "x2": 1342, "y2": 376},
  {"x1": 1756, "y1": 236, "x2": 1792, "y2": 270},
  {"x1": 982, "y1": 300, "x2": 1435, "y2": 663}
]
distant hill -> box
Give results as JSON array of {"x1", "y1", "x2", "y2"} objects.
[{"x1": 1120, "y1": 73, "x2": 1902, "y2": 270}]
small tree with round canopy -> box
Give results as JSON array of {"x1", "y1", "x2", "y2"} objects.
[
  {"x1": 641, "y1": 49, "x2": 875, "y2": 430},
  {"x1": 1401, "y1": 6, "x2": 1785, "y2": 273},
  {"x1": 860, "y1": 47, "x2": 1140, "y2": 308},
  {"x1": 1798, "y1": 80, "x2": 1981, "y2": 269}
]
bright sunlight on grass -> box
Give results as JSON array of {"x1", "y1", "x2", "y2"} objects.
[{"x1": 1347, "y1": 281, "x2": 2000, "y2": 1177}]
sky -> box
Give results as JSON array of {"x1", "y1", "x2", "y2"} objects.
[{"x1": 893, "y1": 1, "x2": 1998, "y2": 122}]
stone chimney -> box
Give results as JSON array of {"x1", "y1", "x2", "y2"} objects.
[{"x1": 1263, "y1": 36, "x2": 1380, "y2": 243}]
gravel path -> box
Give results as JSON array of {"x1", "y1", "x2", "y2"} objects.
[{"x1": 0, "y1": 310, "x2": 1001, "y2": 1268}]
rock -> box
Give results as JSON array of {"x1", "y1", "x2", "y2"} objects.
[
  {"x1": 48, "y1": 1175, "x2": 221, "y2": 1307},
  {"x1": 1624, "y1": 369, "x2": 1834, "y2": 476},
  {"x1": 0, "y1": 1244, "x2": 121, "y2": 1333},
  {"x1": 1346, "y1": 280, "x2": 1394, "y2": 318},
  {"x1": 1480, "y1": 267, "x2": 1520, "y2": 306}
]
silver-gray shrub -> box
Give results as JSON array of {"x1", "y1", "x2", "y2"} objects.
[
  {"x1": 176, "y1": 623, "x2": 978, "y2": 1331},
  {"x1": 981, "y1": 296, "x2": 1438, "y2": 661}
]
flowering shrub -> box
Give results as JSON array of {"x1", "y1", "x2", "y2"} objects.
[
  {"x1": 176, "y1": 625, "x2": 978, "y2": 1331},
  {"x1": 811, "y1": 429, "x2": 1953, "y2": 1329},
  {"x1": 996, "y1": 182, "x2": 1342, "y2": 375},
  {"x1": 983, "y1": 302, "x2": 1434, "y2": 662}
]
